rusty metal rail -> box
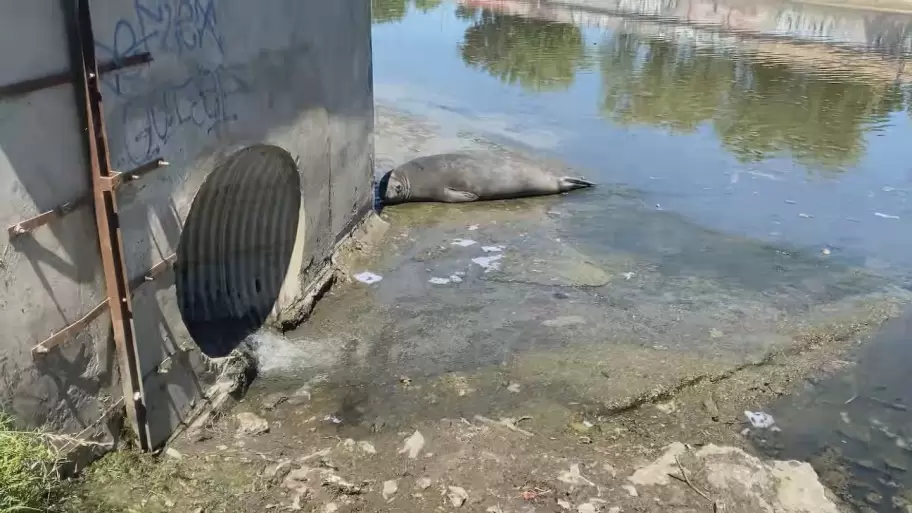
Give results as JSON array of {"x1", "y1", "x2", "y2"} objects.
[
  {"x1": 6, "y1": 159, "x2": 169, "y2": 238},
  {"x1": 0, "y1": 52, "x2": 151, "y2": 99},
  {"x1": 65, "y1": 0, "x2": 152, "y2": 451}
]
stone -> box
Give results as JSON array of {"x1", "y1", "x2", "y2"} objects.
[
  {"x1": 631, "y1": 443, "x2": 843, "y2": 513},
  {"x1": 235, "y1": 412, "x2": 269, "y2": 436},
  {"x1": 398, "y1": 430, "x2": 425, "y2": 459},
  {"x1": 357, "y1": 441, "x2": 377, "y2": 455},
  {"x1": 577, "y1": 504, "x2": 596, "y2": 513},
  {"x1": 622, "y1": 484, "x2": 638, "y2": 497},
  {"x1": 264, "y1": 459, "x2": 293, "y2": 479},
  {"x1": 164, "y1": 447, "x2": 183, "y2": 460},
  {"x1": 448, "y1": 486, "x2": 468, "y2": 507},
  {"x1": 382, "y1": 479, "x2": 399, "y2": 500},
  {"x1": 415, "y1": 477, "x2": 432, "y2": 490},
  {"x1": 507, "y1": 383, "x2": 521, "y2": 393},
  {"x1": 557, "y1": 499, "x2": 572, "y2": 509}
]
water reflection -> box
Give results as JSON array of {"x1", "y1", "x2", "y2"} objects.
[
  {"x1": 372, "y1": 0, "x2": 443, "y2": 23},
  {"x1": 599, "y1": 31, "x2": 905, "y2": 169},
  {"x1": 457, "y1": 8, "x2": 590, "y2": 92}
]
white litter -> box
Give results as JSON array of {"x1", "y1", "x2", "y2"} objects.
[
  {"x1": 745, "y1": 410, "x2": 779, "y2": 430},
  {"x1": 481, "y1": 245, "x2": 504, "y2": 253},
  {"x1": 429, "y1": 274, "x2": 465, "y2": 285},
  {"x1": 874, "y1": 212, "x2": 900, "y2": 220},
  {"x1": 451, "y1": 238, "x2": 477, "y2": 247},
  {"x1": 472, "y1": 254, "x2": 503, "y2": 272},
  {"x1": 468, "y1": 225, "x2": 479, "y2": 231},
  {"x1": 354, "y1": 271, "x2": 382, "y2": 284}
]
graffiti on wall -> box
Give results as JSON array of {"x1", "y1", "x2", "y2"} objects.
[{"x1": 94, "y1": 0, "x2": 246, "y2": 167}]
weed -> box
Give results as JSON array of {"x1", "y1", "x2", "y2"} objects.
[{"x1": 0, "y1": 411, "x2": 62, "y2": 513}]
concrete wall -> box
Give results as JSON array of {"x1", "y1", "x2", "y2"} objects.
[{"x1": 0, "y1": 0, "x2": 373, "y2": 448}]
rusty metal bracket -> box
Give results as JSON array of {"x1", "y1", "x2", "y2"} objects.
[
  {"x1": 31, "y1": 301, "x2": 109, "y2": 357},
  {"x1": 0, "y1": 52, "x2": 151, "y2": 99},
  {"x1": 31, "y1": 254, "x2": 177, "y2": 358},
  {"x1": 128, "y1": 253, "x2": 176, "y2": 290},
  {"x1": 8, "y1": 159, "x2": 168, "y2": 238},
  {"x1": 7, "y1": 195, "x2": 92, "y2": 238},
  {"x1": 99, "y1": 158, "x2": 170, "y2": 191}
]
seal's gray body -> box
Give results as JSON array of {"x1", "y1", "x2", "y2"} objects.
[{"x1": 379, "y1": 151, "x2": 594, "y2": 205}]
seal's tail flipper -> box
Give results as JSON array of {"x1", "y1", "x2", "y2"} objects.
[{"x1": 559, "y1": 176, "x2": 596, "y2": 192}]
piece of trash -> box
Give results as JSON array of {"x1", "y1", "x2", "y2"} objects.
[
  {"x1": 507, "y1": 383, "x2": 521, "y2": 393},
  {"x1": 558, "y1": 463, "x2": 595, "y2": 487},
  {"x1": 398, "y1": 430, "x2": 425, "y2": 459},
  {"x1": 472, "y1": 254, "x2": 503, "y2": 272},
  {"x1": 798, "y1": 213, "x2": 813, "y2": 218},
  {"x1": 323, "y1": 414, "x2": 342, "y2": 424},
  {"x1": 822, "y1": 248, "x2": 831, "y2": 256},
  {"x1": 429, "y1": 277, "x2": 451, "y2": 285},
  {"x1": 447, "y1": 486, "x2": 468, "y2": 507},
  {"x1": 622, "y1": 272, "x2": 635, "y2": 280},
  {"x1": 451, "y1": 239, "x2": 477, "y2": 247},
  {"x1": 874, "y1": 212, "x2": 900, "y2": 220},
  {"x1": 354, "y1": 271, "x2": 382, "y2": 284},
  {"x1": 468, "y1": 225, "x2": 479, "y2": 231},
  {"x1": 745, "y1": 411, "x2": 778, "y2": 430},
  {"x1": 449, "y1": 274, "x2": 463, "y2": 283},
  {"x1": 840, "y1": 412, "x2": 851, "y2": 424},
  {"x1": 481, "y1": 246, "x2": 504, "y2": 253}
]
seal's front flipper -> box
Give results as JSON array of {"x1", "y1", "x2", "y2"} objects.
[
  {"x1": 442, "y1": 188, "x2": 479, "y2": 203},
  {"x1": 558, "y1": 177, "x2": 595, "y2": 192}
]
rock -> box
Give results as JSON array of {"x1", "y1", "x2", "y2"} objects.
[
  {"x1": 608, "y1": 508, "x2": 620, "y2": 513},
  {"x1": 322, "y1": 473, "x2": 362, "y2": 495},
  {"x1": 322, "y1": 503, "x2": 339, "y2": 513},
  {"x1": 622, "y1": 484, "x2": 638, "y2": 497},
  {"x1": 382, "y1": 479, "x2": 399, "y2": 500},
  {"x1": 235, "y1": 412, "x2": 269, "y2": 436},
  {"x1": 602, "y1": 463, "x2": 617, "y2": 478},
  {"x1": 448, "y1": 486, "x2": 468, "y2": 507},
  {"x1": 557, "y1": 499, "x2": 572, "y2": 509},
  {"x1": 164, "y1": 447, "x2": 183, "y2": 460},
  {"x1": 865, "y1": 492, "x2": 883, "y2": 505},
  {"x1": 703, "y1": 397, "x2": 720, "y2": 421},
  {"x1": 486, "y1": 507, "x2": 505, "y2": 513},
  {"x1": 357, "y1": 441, "x2": 377, "y2": 455},
  {"x1": 288, "y1": 385, "x2": 312, "y2": 406},
  {"x1": 631, "y1": 443, "x2": 843, "y2": 513},
  {"x1": 577, "y1": 504, "x2": 596, "y2": 513},
  {"x1": 415, "y1": 477, "x2": 432, "y2": 490},
  {"x1": 398, "y1": 430, "x2": 425, "y2": 459},
  {"x1": 558, "y1": 464, "x2": 595, "y2": 487},
  {"x1": 507, "y1": 383, "x2": 521, "y2": 393}
]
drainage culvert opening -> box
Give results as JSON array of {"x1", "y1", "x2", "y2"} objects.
[{"x1": 176, "y1": 145, "x2": 302, "y2": 358}]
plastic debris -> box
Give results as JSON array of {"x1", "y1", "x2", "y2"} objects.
[
  {"x1": 354, "y1": 271, "x2": 382, "y2": 284},
  {"x1": 745, "y1": 410, "x2": 779, "y2": 430},
  {"x1": 481, "y1": 246, "x2": 504, "y2": 253},
  {"x1": 429, "y1": 274, "x2": 465, "y2": 285},
  {"x1": 468, "y1": 225, "x2": 479, "y2": 231},
  {"x1": 451, "y1": 238, "x2": 477, "y2": 247},
  {"x1": 472, "y1": 254, "x2": 503, "y2": 272},
  {"x1": 874, "y1": 212, "x2": 900, "y2": 220}
]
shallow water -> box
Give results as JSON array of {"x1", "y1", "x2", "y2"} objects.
[
  {"x1": 372, "y1": 0, "x2": 912, "y2": 283},
  {"x1": 368, "y1": 0, "x2": 912, "y2": 509}
]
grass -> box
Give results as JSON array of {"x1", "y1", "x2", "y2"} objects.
[{"x1": 0, "y1": 411, "x2": 63, "y2": 513}]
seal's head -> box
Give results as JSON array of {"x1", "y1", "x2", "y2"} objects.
[{"x1": 378, "y1": 169, "x2": 410, "y2": 205}]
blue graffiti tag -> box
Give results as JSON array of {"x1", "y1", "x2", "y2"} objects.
[
  {"x1": 95, "y1": 0, "x2": 224, "y2": 96},
  {"x1": 119, "y1": 65, "x2": 245, "y2": 166}
]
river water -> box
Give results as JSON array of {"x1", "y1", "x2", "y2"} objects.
[{"x1": 370, "y1": 0, "x2": 912, "y2": 510}]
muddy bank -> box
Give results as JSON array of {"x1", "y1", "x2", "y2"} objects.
[{"x1": 63, "y1": 106, "x2": 912, "y2": 512}]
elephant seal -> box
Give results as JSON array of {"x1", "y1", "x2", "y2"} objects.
[{"x1": 378, "y1": 151, "x2": 594, "y2": 205}]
